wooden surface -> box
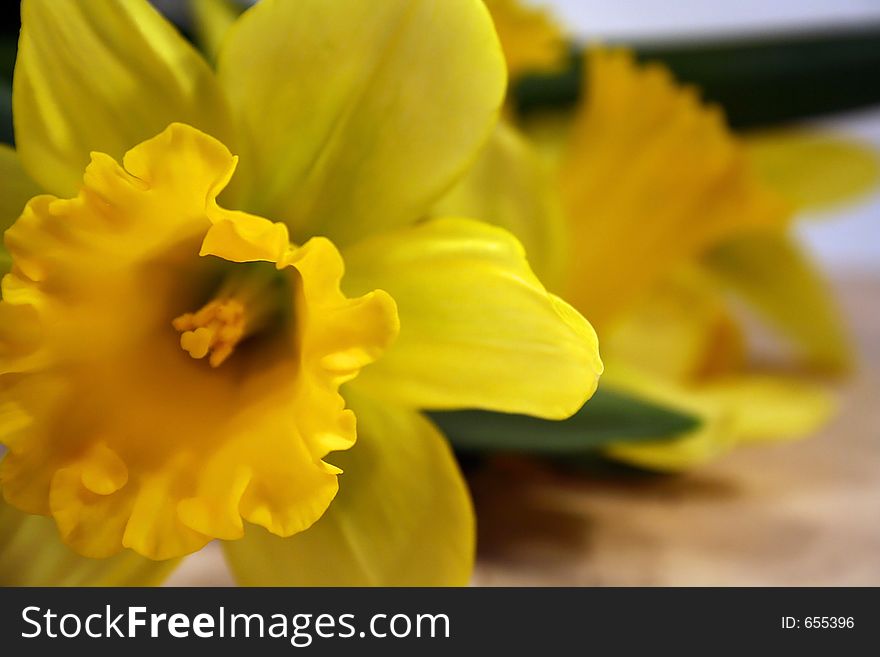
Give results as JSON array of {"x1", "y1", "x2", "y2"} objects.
[{"x1": 168, "y1": 276, "x2": 880, "y2": 586}]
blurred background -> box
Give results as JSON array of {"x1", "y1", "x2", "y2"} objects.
[{"x1": 1, "y1": 0, "x2": 878, "y2": 585}]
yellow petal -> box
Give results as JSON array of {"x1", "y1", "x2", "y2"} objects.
[
  {"x1": 746, "y1": 130, "x2": 880, "y2": 212},
  {"x1": 343, "y1": 217, "x2": 602, "y2": 419},
  {"x1": 217, "y1": 0, "x2": 506, "y2": 244},
  {"x1": 699, "y1": 375, "x2": 835, "y2": 442},
  {"x1": 14, "y1": 0, "x2": 233, "y2": 197},
  {"x1": 605, "y1": 423, "x2": 732, "y2": 472},
  {"x1": 603, "y1": 365, "x2": 834, "y2": 471},
  {"x1": 224, "y1": 393, "x2": 473, "y2": 586},
  {"x1": 484, "y1": 0, "x2": 567, "y2": 79},
  {"x1": 559, "y1": 49, "x2": 790, "y2": 327},
  {"x1": 0, "y1": 498, "x2": 178, "y2": 585},
  {"x1": 704, "y1": 231, "x2": 852, "y2": 372},
  {"x1": 434, "y1": 120, "x2": 569, "y2": 290},
  {"x1": 190, "y1": 0, "x2": 241, "y2": 64},
  {"x1": 0, "y1": 145, "x2": 42, "y2": 277},
  {"x1": 602, "y1": 266, "x2": 744, "y2": 383}
]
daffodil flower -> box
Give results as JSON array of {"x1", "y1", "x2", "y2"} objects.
[
  {"x1": 451, "y1": 0, "x2": 878, "y2": 470},
  {"x1": 0, "y1": 0, "x2": 602, "y2": 586}
]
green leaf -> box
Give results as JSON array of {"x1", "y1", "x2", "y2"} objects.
[
  {"x1": 513, "y1": 26, "x2": 880, "y2": 129},
  {"x1": 429, "y1": 387, "x2": 700, "y2": 454}
]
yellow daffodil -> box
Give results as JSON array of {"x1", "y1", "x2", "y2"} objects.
[
  {"x1": 454, "y1": 0, "x2": 878, "y2": 470},
  {"x1": 0, "y1": 0, "x2": 602, "y2": 586}
]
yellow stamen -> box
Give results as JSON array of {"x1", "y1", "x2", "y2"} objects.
[{"x1": 173, "y1": 299, "x2": 246, "y2": 367}]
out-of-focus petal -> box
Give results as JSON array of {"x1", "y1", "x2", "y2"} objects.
[
  {"x1": 603, "y1": 365, "x2": 834, "y2": 471},
  {"x1": 701, "y1": 375, "x2": 835, "y2": 443},
  {"x1": 0, "y1": 499, "x2": 178, "y2": 586},
  {"x1": 746, "y1": 130, "x2": 880, "y2": 213},
  {"x1": 704, "y1": 231, "x2": 852, "y2": 372},
  {"x1": 603, "y1": 266, "x2": 744, "y2": 383}
]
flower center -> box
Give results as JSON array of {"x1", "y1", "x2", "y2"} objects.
[
  {"x1": 172, "y1": 263, "x2": 286, "y2": 368},
  {"x1": 173, "y1": 299, "x2": 246, "y2": 367}
]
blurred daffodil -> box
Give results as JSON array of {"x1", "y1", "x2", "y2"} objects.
[
  {"x1": 546, "y1": 51, "x2": 873, "y2": 470},
  {"x1": 449, "y1": 0, "x2": 879, "y2": 470},
  {"x1": 0, "y1": 0, "x2": 602, "y2": 586}
]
